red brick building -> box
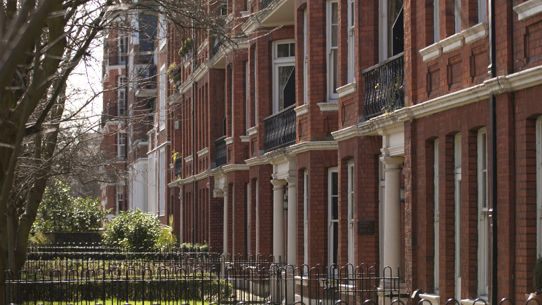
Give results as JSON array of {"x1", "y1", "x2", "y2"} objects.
[{"x1": 103, "y1": 0, "x2": 542, "y2": 303}]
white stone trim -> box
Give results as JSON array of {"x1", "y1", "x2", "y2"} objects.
[
  {"x1": 147, "y1": 141, "x2": 170, "y2": 154},
  {"x1": 337, "y1": 82, "x2": 356, "y2": 98},
  {"x1": 295, "y1": 104, "x2": 309, "y2": 116},
  {"x1": 168, "y1": 170, "x2": 210, "y2": 187},
  {"x1": 247, "y1": 126, "x2": 258, "y2": 136},
  {"x1": 419, "y1": 43, "x2": 442, "y2": 62},
  {"x1": 197, "y1": 147, "x2": 209, "y2": 157},
  {"x1": 240, "y1": 135, "x2": 250, "y2": 143},
  {"x1": 464, "y1": 23, "x2": 488, "y2": 44},
  {"x1": 418, "y1": 23, "x2": 488, "y2": 62},
  {"x1": 184, "y1": 155, "x2": 193, "y2": 163},
  {"x1": 222, "y1": 163, "x2": 249, "y2": 173},
  {"x1": 514, "y1": 0, "x2": 542, "y2": 21},
  {"x1": 441, "y1": 32, "x2": 464, "y2": 53},
  {"x1": 317, "y1": 102, "x2": 339, "y2": 112},
  {"x1": 332, "y1": 64, "x2": 542, "y2": 141},
  {"x1": 225, "y1": 137, "x2": 234, "y2": 145}
]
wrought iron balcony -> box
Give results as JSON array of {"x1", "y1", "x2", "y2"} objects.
[
  {"x1": 263, "y1": 105, "x2": 296, "y2": 152},
  {"x1": 362, "y1": 53, "x2": 404, "y2": 120},
  {"x1": 214, "y1": 136, "x2": 226, "y2": 168}
]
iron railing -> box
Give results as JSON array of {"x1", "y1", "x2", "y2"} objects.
[
  {"x1": 263, "y1": 105, "x2": 296, "y2": 152},
  {"x1": 362, "y1": 52, "x2": 404, "y2": 120},
  {"x1": 5, "y1": 255, "x2": 402, "y2": 305},
  {"x1": 260, "y1": 0, "x2": 274, "y2": 10},
  {"x1": 215, "y1": 136, "x2": 227, "y2": 167}
]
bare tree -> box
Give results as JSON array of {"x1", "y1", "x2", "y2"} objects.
[{"x1": 0, "y1": 0, "x2": 226, "y2": 302}]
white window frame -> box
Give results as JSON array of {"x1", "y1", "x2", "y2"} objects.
[
  {"x1": 328, "y1": 167, "x2": 339, "y2": 268},
  {"x1": 433, "y1": 0, "x2": 440, "y2": 43},
  {"x1": 347, "y1": 0, "x2": 355, "y2": 84},
  {"x1": 454, "y1": 0, "x2": 461, "y2": 33},
  {"x1": 117, "y1": 132, "x2": 126, "y2": 160},
  {"x1": 454, "y1": 133, "x2": 462, "y2": 299},
  {"x1": 303, "y1": 9, "x2": 308, "y2": 105},
  {"x1": 116, "y1": 187, "x2": 124, "y2": 214},
  {"x1": 117, "y1": 88, "x2": 126, "y2": 116},
  {"x1": 347, "y1": 160, "x2": 355, "y2": 265},
  {"x1": 255, "y1": 179, "x2": 260, "y2": 254},
  {"x1": 159, "y1": 65, "x2": 166, "y2": 130},
  {"x1": 246, "y1": 182, "x2": 251, "y2": 254},
  {"x1": 537, "y1": 117, "x2": 542, "y2": 258},
  {"x1": 159, "y1": 147, "x2": 166, "y2": 216},
  {"x1": 477, "y1": 128, "x2": 489, "y2": 298},
  {"x1": 434, "y1": 139, "x2": 440, "y2": 293},
  {"x1": 253, "y1": 51, "x2": 258, "y2": 125},
  {"x1": 158, "y1": 13, "x2": 167, "y2": 50},
  {"x1": 272, "y1": 40, "x2": 296, "y2": 114},
  {"x1": 478, "y1": 0, "x2": 487, "y2": 23},
  {"x1": 303, "y1": 170, "x2": 309, "y2": 266},
  {"x1": 118, "y1": 31, "x2": 128, "y2": 64},
  {"x1": 326, "y1": 0, "x2": 339, "y2": 101},
  {"x1": 245, "y1": 61, "x2": 250, "y2": 132}
]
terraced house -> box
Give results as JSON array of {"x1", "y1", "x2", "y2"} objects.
[{"x1": 103, "y1": 0, "x2": 542, "y2": 303}]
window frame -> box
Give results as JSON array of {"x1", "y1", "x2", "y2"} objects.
[
  {"x1": 433, "y1": 138, "x2": 440, "y2": 293},
  {"x1": 347, "y1": 0, "x2": 355, "y2": 84},
  {"x1": 272, "y1": 40, "x2": 296, "y2": 114},
  {"x1": 159, "y1": 65, "x2": 166, "y2": 130},
  {"x1": 303, "y1": 8, "x2": 308, "y2": 105},
  {"x1": 454, "y1": 133, "x2": 462, "y2": 299},
  {"x1": 537, "y1": 117, "x2": 542, "y2": 258},
  {"x1": 326, "y1": 0, "x2": 339, "y2": 101},
  {"x1": 347, "y1": 160, "x2": 355, "y2": 265},
  {"x1": 328, "y1": 167, "x2": 339, "y2": 268},
  {"x1": 303, "y1": 169, "x2": 309, "y2": 266},
  {"x1": 477, "y1": 128, "x2": 489, "y2": 298}
]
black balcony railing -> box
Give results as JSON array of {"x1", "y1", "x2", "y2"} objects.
[
  {"x1": 362, "y1": 52, "x2": 404, "y2": 120},
  {"x1": 214, "y1": 136, "x2": 226, "y2": 167},
  {"x1": 264, "y1": 105, "x2": 296, "y2": 152},
  {"x1": 260, "y1": 0, "x2": 274, "y2": 9}
]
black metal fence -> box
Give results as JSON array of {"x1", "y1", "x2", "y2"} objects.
[
  {"x1": 264, "y1": 105, "x2": 296, "y2": 152},
  {"x1": 362, "y1": 52, "x2": 404, "y2": 120},
  {"x1": 5, "y1": 254, "x2": 403, "y2": 305}
]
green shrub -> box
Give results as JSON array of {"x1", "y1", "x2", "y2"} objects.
[
  {"x1": 32, "y1": 179, "x2": 108, "y2": 234},
  {"x1": 103, "y1": 209, "x2": 176, "y2": 252}
]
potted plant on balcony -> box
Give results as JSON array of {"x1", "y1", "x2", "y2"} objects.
[
  {"x1": 167, "y1": 63, "x2": 181, "y2": 87},
  {"x1": 528, "y1": 257, "x2": 542, "y2": 304},
  {"x1": 178, "y1": 37, "x2": 193, "y2": 58}
]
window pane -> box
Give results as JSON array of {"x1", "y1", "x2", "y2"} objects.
[
  {"x1": 332, "y1": 50, "x2": 338, "y2": 92},
  {"x1": 331, "y1": 2, "x2": 338, "y2": 24},
  {"x1": 277, "y1": 44, "x2": 290, "y2": 58},
  {"x1": 278, "y1": 66, "x2": 295, "y2": 110}
]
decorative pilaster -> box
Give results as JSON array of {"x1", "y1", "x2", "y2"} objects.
[
  {"x1": 287, "y1": 176, "x2": 297, "y2": 265},
  {"x1": 272, "y1": 179, "x2": 287, "y2": 263}
]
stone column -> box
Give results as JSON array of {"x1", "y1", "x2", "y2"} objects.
[
  {"x1": 287, "y1": 177, "x2": 297, "y2": 266},
  {"x1": 272, "y1": 179, "x2": 286, "y2": 263},
  {"x1": 223, "y1": 189, "x2": 229, "y2": 257},
  {"x1": 380, "y1": 156, "x2": 404, "y2": 272}
]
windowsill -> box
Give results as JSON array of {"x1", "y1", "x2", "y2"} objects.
[
  {"x1": 419, "y1": 293, "x2": 440, "y2": 305},
  {"x1": 197, "y1": 147, "x2": 209, "y2": 157},
  {"x1": 514, "y1": 0, "x2": 542, "y2": 21},
  {"x1": 295, "y1": 104, "x2": 309, "y2": 116},
  {"x1": 225, "y1": 137, "x2": 234, "y2": 145},
  {"x1": 419, "y1": 23, "x2": 488, "y2": 62},
  {"x1": 240, "y1": 135, "x2": 250, "y2": 142},
  {"x1": 184, "y1": 155, "x2": 193, "y2": 163},
  {"x1": 240, "y1": 10, "x2": 250, "y2": 17},
  {"x1": 317, "y1": 101, "x2": 339, "y2": 112},
  {"x1": 247, "y1": 126, "x2": 258, "y2": 136},
  {"x1": 337, "y1": 82, "x2": 356, "y2": 98}
]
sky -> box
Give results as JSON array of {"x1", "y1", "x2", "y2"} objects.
[{"x1": 66, "y1": 40, "x2": 104, "y2": 129}]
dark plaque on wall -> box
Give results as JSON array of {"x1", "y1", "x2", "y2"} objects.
[{"x1": 357, "y1": 220, "x2": 375, "y2": 235}]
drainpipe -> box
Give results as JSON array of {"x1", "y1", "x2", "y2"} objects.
[{"x1": 488, "y1": 0, "x2": 497, "y2": 304}]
